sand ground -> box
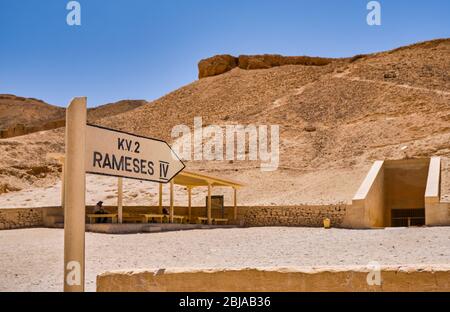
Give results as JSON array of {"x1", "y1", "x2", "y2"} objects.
[{"x1": 0, "y1": 227, "x2": 449, "y2": 292}]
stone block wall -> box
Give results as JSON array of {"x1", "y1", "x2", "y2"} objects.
[
  {"x1": 0, "y1": 204, "x2": 347, "y2": 230},
  {"x1": 239, "y1": 205, "x2": 347, "y2": 227},
  {"x1": 95, "y1": 205, "x2": 347, "y2": 227},
  {"x1": 0, "y1": 208, "x2": 44, "y2": 230}
]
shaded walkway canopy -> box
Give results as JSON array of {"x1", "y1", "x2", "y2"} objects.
[
  {"x1": 161, "y1": 170, "x2": 244, "y2": 225},
  {"x1": 48, "y1": 152, "x2": 244, "y2": 225},
  {"x1": 174, "y1": 170, "x2": 244, "y2": 188}
]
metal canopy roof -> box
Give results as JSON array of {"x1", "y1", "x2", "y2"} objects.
[{"x1": 173, "y1": 170, "x2": 244, "y2": 188}]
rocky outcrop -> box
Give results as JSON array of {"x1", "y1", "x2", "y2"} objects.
[
  {"x1": 198, "y1": 54, "x2": 334, "y2": 78},
  {"x1": 198, "y1": 54, "x2": 239, "y2": 79},
  {"x1": 238, "y1": 54, "x2": 333, "y2": 70}
]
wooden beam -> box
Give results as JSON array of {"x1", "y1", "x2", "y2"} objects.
[
  {"x1": 207, "y1": 183, "x2": 212, "y2": 225},
  {"x1": 169, "y1": 180, "x2": 174, "y2": 223},
  {"x1": 179, "y1": 170, "x2": 244, "y2": 188},
  {"x1": 117, "y1": 177, "x2": 123, "y2": 224}
]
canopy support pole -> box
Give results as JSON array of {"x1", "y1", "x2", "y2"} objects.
[
  {"x1": 187, "y1": 186, "x2": 192, "y2": 223},
  {"x1": 158, "y1": 183, "x2": 163, "y2": 214},
  {"x1": 207, "y1": 183, "x2": 212, "y2": 225},
  {"x1": 233, "y1": 187, "x2": 237, "y2": 221},
  {"x1": 169, "y1": 180, "x2": 174, "y2": 223},
  {"x1": 117, "y1": 177, "x2": 123, "y2": 224}
]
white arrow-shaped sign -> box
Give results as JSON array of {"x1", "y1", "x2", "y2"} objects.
[{"x1": 85, "y1": 124, "x2": 185, "y2": 183}]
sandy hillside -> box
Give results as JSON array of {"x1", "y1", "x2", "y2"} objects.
[
  {"x1": 0, "y1": 39, "x2": 449, "y2": 206},
  {"x1": 86, "y1": 99, "x2": 148, "y2": 122}
]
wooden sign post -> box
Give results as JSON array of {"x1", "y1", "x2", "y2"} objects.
[
  {"x1": 64, "y1": 97, "x2": 87, "y2": 292},
  {"x1": 63, "y1": 97, "x2": 184, "y2": 291}
]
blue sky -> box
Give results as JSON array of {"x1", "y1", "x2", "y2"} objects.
[{"x1": 0, "y1": 0, "x2": 449, "y2": 107}]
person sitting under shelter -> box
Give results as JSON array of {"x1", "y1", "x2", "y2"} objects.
[{"x1": 93, "y1": 201, "x2": 109, "y2": 223}]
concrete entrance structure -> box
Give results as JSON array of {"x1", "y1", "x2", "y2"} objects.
[{"x1": 344, "y1": 157, "x2": 450, "y2": 228}]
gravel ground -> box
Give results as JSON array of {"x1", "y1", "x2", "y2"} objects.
[{"x1": 1, "y1": 227, "x2": 450, "y2": 292}]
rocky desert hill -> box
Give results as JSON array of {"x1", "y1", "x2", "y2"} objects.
[
  {"x1": 0, "y1": 38, "x2": 449, "y2": 206},
  {"x1": 0, "y1": 98, "x2": 147, "y2": 194},
  {"x1": 0, "y1": 95, "x2": 65, "y2": 130},
  {"x1": 0, "y1": 95, "x2": 147, "y2": 139}
]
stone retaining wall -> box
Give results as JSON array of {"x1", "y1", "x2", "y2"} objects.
[
  {"x1": 0, "y1": 204, "x2": 348, "y2": 230},
  {"x1": 0, "y1": 208, "x2": 44, "y2": 230},
  {"x1": 240, "y1": 205, "x2": 347, "y2": 227},
  {"x1": 97, "y1": 266, "x2": 450, "y2": 292},
  {"x1": 94, "y1": 205, "x2": 347, "y2": 227}
]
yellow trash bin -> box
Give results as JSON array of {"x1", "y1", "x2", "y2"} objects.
[{"x1": 323, "y1": 218, "x2": 331, "y2": 229}]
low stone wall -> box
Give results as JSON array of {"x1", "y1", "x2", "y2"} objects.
[
  {"x1": 97, "y1": 266, "x2": 450, "y2": 292},
  {"x1": 0, "y1": 204, "x2": 348, "y2": 230},
  {"x1": 95, "y1": 205, "x2": 347, "y2": 227},
  {"x1": 0, "y1": 208, "x2": 44, "y2": 230},
  {"x1": 240, "y1": 205, "x2": 347, "y2": 227}
]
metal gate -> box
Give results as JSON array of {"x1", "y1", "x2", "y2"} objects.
[{"x1": 391, "y1": 208, "x2": 425, "y2": 227}]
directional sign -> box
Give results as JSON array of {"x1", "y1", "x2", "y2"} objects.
[{"x1": 85, "y1": 124, "x2": 185, "y2": 183}]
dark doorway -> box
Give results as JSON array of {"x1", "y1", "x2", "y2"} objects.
[
  {"x1": 383, "y1": 159, "x2": 430, "y2": 227},
  {"x1": 206, "y1": 195, "x2": 225, "y2": 218},
  {"x1": 391, "y1": 208, "x2": 425, "y2": 227}
]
